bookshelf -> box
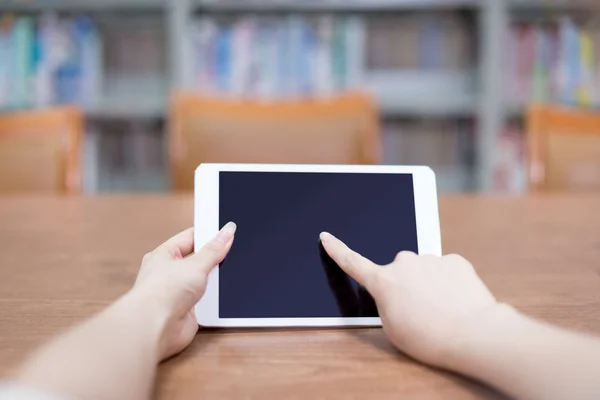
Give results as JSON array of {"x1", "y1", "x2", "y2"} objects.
[
  {"x1": 2, "y1": 0, "x2": 598, "y2": 193},
  {"x1": 364, "y1": 71, "x2": 477, "y2": 117},
  {"x1": 172, "y1": 1, "x2": 493, "y2": 192},
  {"x1": 509, "y1": 0, "x2": 600, "y2": 11},
  {"x1": 0, "y1": 0, "x2": 165, "y2": 12},
  {"x1": 0, "y1": 0, "x2": 169, "y2": 118},
  {"x1": 84, "y1": 96, "x2": 166, "y2": 119},
  {"x1": 193, "y1": 0, "x2": 479, "y2": 13}
]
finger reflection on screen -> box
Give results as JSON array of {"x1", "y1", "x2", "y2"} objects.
[{"x1": 319, "y1": 239, "x2": 377, "y2": 318}]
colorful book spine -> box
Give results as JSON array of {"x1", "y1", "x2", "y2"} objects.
[
  {"x1": 75, "y1": 16, "x2": 103, "y2": 106},
  {"x1": 331, "y1": 17, "x2": 346, "y2": 91},
  {"x1": 560, "y1": 17, "x2": 579, "y2": 104},
  {"x1": 506, "y1": 24, "x2": 518, "y2": 104},
  {"x1": 344, "y1": 15, "x2": 365, "y2": 90},
  {"x1": 287, "y1": 15, "x2": 304, "y2": 97},
  {"x1": 277, "y1": 17, "x2": 293, "y2": 98},
  {"x1": 314, "y1": 16, "x2": 334, "y2": 97},
  {"x1": 255, "y1": 19, "x2": 277, "y2": 99},
  {"x1": 508, "y1": 17, "x2": 600, "y2": 109},
  {"x1": 12, "y1": 17, "x2": 35, "y2": 108},
  {"x1": 579, "y1": 27, "x2": 595, "y2": 107},
  {"x1": 516, "y1": 24, "x2": 534, "y2": 104},
  {"x1": 194, "y1": 17, "x2": 217, "y2": 94},
  {"x1": 493, "y1": 126, "x2": 526, "y2": 193},
  {"x1": 35, "y1": 13, "x2": 56, "y2": 106},
  {"x1": 250, "y1": 18, "x2": 279, "y2": 100},
  {"x1": 531, "y1": 24, "x2": 546, "y2": 102},
  {"x1": 0, "y1": 15, "x2": 13, "y2": 108},
  {"x1": 547, "y1": 24, "x2": 560, "y2": 101},
  {"x1": 418, "y1": 14, "x2": 443, "y2": 70},
  {"x1": 230, "y1": 18, "x2": 253, "y2": 97},
  {"x1": 296, "y1": 17, "x2": 313, "y2": 96},
  {"x1": 215, "y1": 26, "x2": 231, "y2": 94}
]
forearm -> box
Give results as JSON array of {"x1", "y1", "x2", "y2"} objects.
[
  {"x1": 18, "y1": 290, "x2": 167, "y2": 400},
  {"x1": 449, "y1": 304, "x2": 600, "y2": 400}
]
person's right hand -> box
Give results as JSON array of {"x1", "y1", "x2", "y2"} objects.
[{"x1": 319, "y1": 232, "x2": 501, "y2": 369}]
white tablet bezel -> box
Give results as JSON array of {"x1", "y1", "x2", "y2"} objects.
[{"x1": 194, "y1": 164, "x2": 441, "y2": 328}]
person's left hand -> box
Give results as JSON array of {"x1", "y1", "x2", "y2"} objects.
[{"x1": 132, "y1": 222, "x2": 236, "y2": 360}]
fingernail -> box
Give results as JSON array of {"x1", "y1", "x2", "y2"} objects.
[
  {"x1": 215, "y1": 222, "x2": 237, "y2": 244},
  {"x1": 320, "y1": 232, "x2": 334, "y2": 243}
]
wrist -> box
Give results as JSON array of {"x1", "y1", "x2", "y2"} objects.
[
  {"x1": 443, "y1": 303, "x2": 520, "y2": 373},
  {"x1": 119, "y1": 288, "x2": 171, "y2": 360}
]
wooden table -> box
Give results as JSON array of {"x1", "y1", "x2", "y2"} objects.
[{"x1": 1, "y1": 195, "x2": 600, "y2": 399}]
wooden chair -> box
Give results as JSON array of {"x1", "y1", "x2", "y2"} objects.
[
  {"x1": 0, "y1": 107, "x2": 83, "y2": 193},
  {"x1": 527, "y1": 105, "x2": 600, "y2": 192},
  {"x1": 169, "y1": 92, "x2": 381, "y2": 191}
]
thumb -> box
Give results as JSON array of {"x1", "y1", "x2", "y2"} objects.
[
  {"x1": 319, "y1": 232, "x2": 381, "y2": 292},
  {"x1": 184, "y1": 222, "x2": 237, "y2": 274}
]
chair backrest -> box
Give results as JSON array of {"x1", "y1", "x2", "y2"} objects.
[
  {"x1": 527, "y1": 105, "x2": 600, "y2": 192},
  {"x1": 0, "y1": 107, "x2": 83, "y2": 193},
  {"x1": 169, "y1": 92, "x2": 381, "y2": 191}
]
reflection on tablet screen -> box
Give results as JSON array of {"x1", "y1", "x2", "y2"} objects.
[{"x1": 218, "y1": 172, "x2": 418, "y2": 319}]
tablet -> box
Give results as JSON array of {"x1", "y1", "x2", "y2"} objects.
[{"x1": 194, "y1": 164, "x2": 441, "y2": 328}]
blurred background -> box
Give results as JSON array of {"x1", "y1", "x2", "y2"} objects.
[{"x1": 0, "y1": 0, "x2": 598, "y2": 194}]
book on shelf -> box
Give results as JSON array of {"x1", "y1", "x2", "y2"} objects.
[
  {"x1": 189, "y1": 12, "x2": 472, "y2": 99},
  {"x1": 382, "y1": 119, "x2": 475, "y2": 192},
  {"x1": 190, "y1": 14, "x2": 366, "y2": 99},
  {"x1": 507, "y1": 16, "x2": 600, "y2": 109},
  {"x1": 12, "y1": 16, "x2": 34, "y2": 108},
  {"x1": 0, "y1": 12, "x2": 103, "y2": 110},
  {"x1": 493, "y1": 124, "x2": 526, "y2": 193},
  {"x1": 366, "y1": 13, "x2": 472, "y2": 71},
  {"x1": 99, "y1": 120, "x2": 165, "y2": 172}
]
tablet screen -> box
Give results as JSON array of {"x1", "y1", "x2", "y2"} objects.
[{"x1": 219, "y1": 172, "x2": 418, "y2": 319}]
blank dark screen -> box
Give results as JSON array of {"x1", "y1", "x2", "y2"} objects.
[{"x1": 219, "y1": 172, "x2": 418, "y2": 318}]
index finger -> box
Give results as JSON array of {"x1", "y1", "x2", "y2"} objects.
[{"x1": 319, "y1": 232, "x2": 381, "y2": 292}]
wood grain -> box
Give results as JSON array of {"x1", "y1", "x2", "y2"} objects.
[{"x1": 1, "y1": 195, "x2": 599, "y2": 399}]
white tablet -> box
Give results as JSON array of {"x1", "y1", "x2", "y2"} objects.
[{"x1": 194, "y1": 164, "x2": 441, "y2": 328}]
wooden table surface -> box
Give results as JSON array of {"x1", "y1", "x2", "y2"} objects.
[{"x1": 1, "y1": 195, "x2": 600, "y2": 399}]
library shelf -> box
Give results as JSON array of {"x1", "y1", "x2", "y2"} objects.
[{"x1": 195, "y1": 0, "x2": 479, "y2": 13}]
